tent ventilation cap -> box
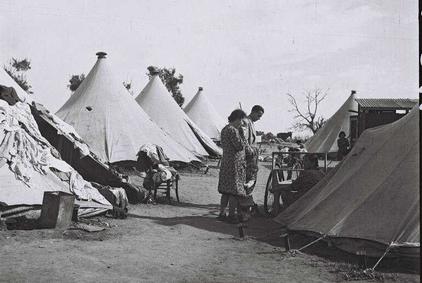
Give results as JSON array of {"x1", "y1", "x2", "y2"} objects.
[
  {"x1": 198, "y1": 87, "x2": 203, "y2": 91},
  {"x1": 96, "y1": 52, "x2": 107, "y2": 59}
]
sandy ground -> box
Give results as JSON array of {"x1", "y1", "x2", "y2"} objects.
[{"x1": 0, "y1": 163, "x2": 419, "y2": 283}]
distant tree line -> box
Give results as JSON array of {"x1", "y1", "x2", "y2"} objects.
[{"x1": 2, "y1": 57, "x2": 328, "y2": 139}]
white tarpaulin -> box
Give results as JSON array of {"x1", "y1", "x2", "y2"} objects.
[
  {"x1": 0, "y1": 99, "x2": 111, "y2": 210},
  {"x1": 1, "y1": 69, "x2": 91, "y2": 158}
]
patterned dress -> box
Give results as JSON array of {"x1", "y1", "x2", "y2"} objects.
[{"x1": 218, "y1": 125, "x2": 247, "y2": 197}]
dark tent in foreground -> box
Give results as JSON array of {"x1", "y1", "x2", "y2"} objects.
[{"x1": 275, "y1": 105, "x2": 419, "y2": 258}]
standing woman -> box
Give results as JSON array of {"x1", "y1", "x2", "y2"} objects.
[
  {"x1": 218, "y1": 109, "x2": 248, "y2": 223},
  {"x1": 337, "y1": 131, "x2": 350, "y2": 161}
]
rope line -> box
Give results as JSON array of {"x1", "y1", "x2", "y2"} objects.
[
  {"x1": 368, "y1": 243, "x2": 393, "y2": 271},
  {"x1": 288, "y1": 234, "x2": 326, "y2": 255}
]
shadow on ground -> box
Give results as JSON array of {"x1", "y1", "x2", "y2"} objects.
[
  {"x1": 128, "y1": 203, "x2": 420, "y2": 275},
  {"x1": 128, "y1": 209, "x2": 282, "y2": 241},
  {"x1": 171, "y1": 202, "x2": 220, "y2": 210}
]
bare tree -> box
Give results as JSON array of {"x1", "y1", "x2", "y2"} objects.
[{"x1": 286, "y1": 88, "x2": 328, "y2": 134}]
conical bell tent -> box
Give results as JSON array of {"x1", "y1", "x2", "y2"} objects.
[
  {"x1": 136, "y1": 72, "x2": 222, "y2": 157},
  {"x1": 275, "y1": 105, "x2": 419, "y2": 257},
  {"x1": 56, "y1": 52, "x2": 199, "y2": 163},
  {"x1": 184, "y1": 87, "x2": 225, "y2": 141},
  {"x1": 305, "y1": 91, "x2": 358, "y2": 153}
]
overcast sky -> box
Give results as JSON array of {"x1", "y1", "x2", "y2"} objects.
[{"x1": 0, "y1": 0, "x2": 418, "y2": 134}]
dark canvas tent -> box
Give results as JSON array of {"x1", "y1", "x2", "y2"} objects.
[{"x1": 275, "y1": 105, "x2": 419, "y2": 258}]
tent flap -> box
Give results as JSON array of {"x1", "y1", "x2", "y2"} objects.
[{"x1": 276, "y1": 105, "x2": 420, "y2": 256}]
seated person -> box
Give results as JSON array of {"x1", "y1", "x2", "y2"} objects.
[
  {"x1": 282, "y1": 154, "x2": 324, "y2": 207},
  {"x1": 136, "y1": 144, "x2": 176, "y2": 202}
]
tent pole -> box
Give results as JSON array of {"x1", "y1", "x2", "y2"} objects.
[{"x1": 324, "y1": 153, "x2": 327, "y2": 172}]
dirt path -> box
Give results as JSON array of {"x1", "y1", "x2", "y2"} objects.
[{"x1": 0, "y1": 164, "x2": 418, "y2": 282}]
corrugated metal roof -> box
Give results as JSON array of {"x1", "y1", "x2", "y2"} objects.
[{"x1": 356, "y1": 98, "x2": 418, "y2": 109}]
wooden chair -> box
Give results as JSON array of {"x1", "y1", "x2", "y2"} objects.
[{"x1": 153, "y1": 174, "x2": 180, "y2": 204}]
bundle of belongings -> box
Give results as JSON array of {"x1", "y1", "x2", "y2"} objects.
[
  {"x1": 92, "y1": 184, "x2": 129, "y2": 219},
  {"x1": 0, "y1": 84, "x2": 113, "y2": 219},
  {"x1": 136, "y1": 143, "x2": 177, "y2": 203}
]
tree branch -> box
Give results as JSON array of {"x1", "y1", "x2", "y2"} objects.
[
  {"x1": 286, "y1": 93, "x2": 308, "y2": 121},
  {"x1": 286, "y1": 88, "x2": 328, "y2": 134}
]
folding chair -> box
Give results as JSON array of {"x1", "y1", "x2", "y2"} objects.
[{"x1": 153, "y1": 173, "x2": 180, "y2": 204}]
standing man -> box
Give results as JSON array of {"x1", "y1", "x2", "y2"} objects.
[{"x1": 241, "y1": 105, "x2": 264, "y2": 217}]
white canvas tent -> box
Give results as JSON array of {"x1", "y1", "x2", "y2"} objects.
[
  {"x1": 0, "y1": 72, "x2": 112, "y2": 215},
  {"x1": 305, "y1": 92, "x2": 358, "y2": 153},
  {"x1": 136, "y1": 74, "x2": 222, "y2": 157},
  {"x1": 275, "y1": 105, "x2": 420, "y2": 257},
  {"x1": 184, "y1": 87, "x2": 225, "y2": 141},
  {"x1": 56, "y1": 53, "x2": 199, "y2": 164}
]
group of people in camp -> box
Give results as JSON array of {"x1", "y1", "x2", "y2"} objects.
[
  {"x1": 217, "y1": 105, "x2": 264, "y2": 223},
  {"x1": 217, "y1": 105, "x2": 352, "y2": 223}
]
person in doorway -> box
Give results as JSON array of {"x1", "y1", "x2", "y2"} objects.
[
  {"x1": 218, "y1": 109, "x2": 248, "y2": 224},
  {"x1": 282, "y1": 154, "x2": 324, "y2": 207},
  {"x1": 337, "y1": 131, "x2": 350, "y2": 161},
  {"x1": 241, "y1": 105, "x2": 264, "y2": 216}
]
